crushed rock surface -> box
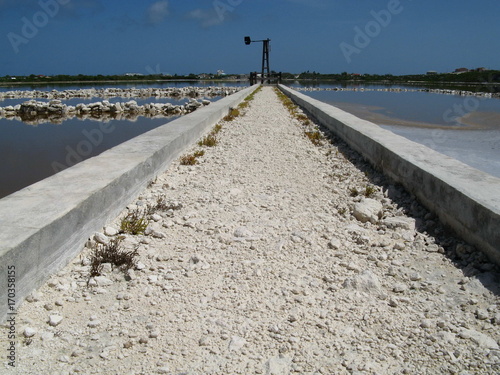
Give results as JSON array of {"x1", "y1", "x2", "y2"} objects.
[{"x1": 3, "y1": 86, "x2": 500, "y2": 375}]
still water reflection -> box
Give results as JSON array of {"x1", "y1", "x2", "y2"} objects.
[
  {"x1": 0, "y1": 81, "x2": 247, "y2": 198},
  {"x1": 286, "y1": 82, "x2": 500, "y2": 178}
]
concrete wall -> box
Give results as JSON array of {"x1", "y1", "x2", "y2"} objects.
[
  {"x1": 279, "y1": 84, "x2": 500, "y2": 265},
  {"x1": 0, "y1": 84, "x2": 258, "y2": 322}
]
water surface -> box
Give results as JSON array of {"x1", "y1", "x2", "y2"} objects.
[{"x1": 287, "y1": 82, "x2": 500, "y2": 178}]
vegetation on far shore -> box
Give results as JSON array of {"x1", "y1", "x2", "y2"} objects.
[{"x1": 2, "y1": 70, "x2": 500, "y2": 87}]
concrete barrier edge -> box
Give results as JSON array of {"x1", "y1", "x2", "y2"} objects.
[
  {"x1": 0, "y1": 84, "x2": 258, "y2": 322},
  {"x1": 278, "y1": 84, "x2": 500, "y2": 265}
]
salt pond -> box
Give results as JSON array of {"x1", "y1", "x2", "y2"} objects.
[
  {"x1": 288, "y1": 82, "x2": 500, "y2": 178},
  {"x1": 0, "y1": 82, "x2": 246, "y2": 198}
]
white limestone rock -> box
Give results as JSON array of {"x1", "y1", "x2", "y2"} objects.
[
  {"x1": 48, "y1": 315, "x2": 63, "y2": 327},
  {"x1": 353, "y1": 198, "x2": 383, "y2": 224}
]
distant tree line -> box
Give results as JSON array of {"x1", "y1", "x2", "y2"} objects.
[
  {"x1": 283, "y1": 70, "x2": 500, "y2": 84},
  {"x1": 0, "y1": 73, "x2": 204, "y2": 83},
  {"x1": 2, "y1": 71, "x2": 499, "y2": 85}
]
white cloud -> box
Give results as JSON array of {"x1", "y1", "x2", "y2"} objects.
[
  {"x1": 187, "y1": 8, "x2": 224, "y2": 28},
  {"x1": 147, "y1": 0, "x2": 169, "y2": 25}
]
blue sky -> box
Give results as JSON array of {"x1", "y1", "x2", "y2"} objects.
[{"x1": 1, "y1": 0, "x2": 499, "y2": 76}]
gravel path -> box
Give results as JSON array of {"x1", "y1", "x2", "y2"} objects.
[{"x1": 3, "y1": 86, "x2": 500, "y2": 374}]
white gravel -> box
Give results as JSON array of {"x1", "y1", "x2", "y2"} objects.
[{"x1": 3, "y1": 86, "x2": 500, "y2": 375}]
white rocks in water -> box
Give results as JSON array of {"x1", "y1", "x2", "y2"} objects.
[
  {"x1": 104, "y1": 226, "x2": 119, "y2": 236},
  {"x1": 342, "y1": 270, "x2": 382, "y2": 294},
  {"x1": 23, "y1": 327, "x2": 37, "y2": 338},
  {"x1": 94, "y1": 232, "x2": 110, "y2": 245},
  {"x1": 458, "y1": 328, "x2": 499, "y2": 349},
  {"x1": 353, "y1": 198, "x2": 383, "y2": 224},
  {"x1": 48, "y1": 315, "x2": 63, "y2": 327},
  {"x1": 228, "y1": 336, "x2": 246, "y2": 351}
]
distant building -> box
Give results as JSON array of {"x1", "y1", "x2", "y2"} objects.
[
  {"x1": 426, "y1": 71, "x2": 438, "y2": 75},
  {"x1": 217, "y1": 70, "x2": 225, "y2": 76},
  {"x1": 454, "y1": 67, "x2": 469, "y2": 73},
  {"x1": 124, "y1": 73, "x2": 144, "y2": 77},
  {"x1": 475, "y1": 67, "x2": 486, "y2": 72}
]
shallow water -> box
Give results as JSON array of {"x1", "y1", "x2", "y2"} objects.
[
  {"x1": 288, "y1": 82, "x2": 500, "y2": 178},
  {"x1": 0, "y1": 115, "x2": 181, "y2": 198},
  {"x1": 0, "y1": 81, "x2": 248, "y2": 198}
]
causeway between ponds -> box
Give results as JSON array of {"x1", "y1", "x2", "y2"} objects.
[{"x1": 2, "y1": 86, "x2": 499, "y2": 374}]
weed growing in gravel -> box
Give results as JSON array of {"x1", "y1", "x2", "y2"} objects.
[
  {"x1": 88, "y1": 238, "x2": 138, "y2": 280},
  {"x1": 223, "y1": 108, "x2": 240, "y2": 122},
  {"x1": 274, "y1": 87, "x2": 324, "y2": 145},
  {"x1": 120, "y1": 208, "x2": 149, "y2": 235},
  {"x1": 180, "y1": 154, "x2": 198, "y2": 165},
  {"x1": 154, "y1": 196, "x2": 183, "y2": 212},
  {"x1": 212, "y1": 124, "x2": 223, "y2": 134},
  {"x1": 305, "y1": 131, "x2": 324, "y2": 146},
  {"x1": 244, "y1": 85, "x2": 262, "y2": 102},
  {"x1": 147, "y1": 177, "x2": 157, "y2": 188},
  {"x1": 349, "y1": 187, "x2": 360, "y2": 197},
  {"x1": 364, "y1": 185, "x2": 377, "y2": 198},
  {"x1": 238, "y1": 101, "x2": 249, "y2": 109},
  {"x1": 198, "y1": 134, "x2": 218, "y2": 147}
]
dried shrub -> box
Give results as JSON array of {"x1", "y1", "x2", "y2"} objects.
[
  {"x1": 120, "y1": 208, "x2": 149, "y2": 235},
  {"x1": 305, "y1": 131, "x2": 323, "y2": 146},
  {"x1": 180, "y1": 154, "x2": 198, "y2": 165},
  {"x1": 212, "y1": 124, "x2": 223, "y2": 134},
  {"x1": 364, "y1": 185, "x2": 377, "y2": 198},
  {"x1": 198, "y1": 134, "x2": 217, "y2": 147},
  {"x1": 349, "y1": 187, "x2": 360, "y2": 197},
  {"x1": 223, "y1": 108, "x2": 240, "y2": 121},
  {"x1": 89, "y1": 238, "x2": 138, "y2": 279},
  {"x1": 154, "y1": 196, "x2": 183, "y2": 212}
]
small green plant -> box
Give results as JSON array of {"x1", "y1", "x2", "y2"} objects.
[
  {"x1": 338, "y1": 207, "x2": 347, "y2": 215},
  {"x1": 223, "y1": 108, "x2": 240, "y2": 121},
  {"x1": 349, "y1": 187, "x2": 359, "y2": 197},
  {"x1": 180, "y1": 154, "x2": 198, "y2": 165},
  {"x1": 296, "y1": 113, "x2": 308, "y2": 122},
  {"x1": 364, "y1": 185, "x2": 376, "y2": 198},
  {"x1": 198, "y1": 134, "x2": 217, "y2": 147},
  {"x1": 120, "y1": 208, "x2": 149, "y2": 235},
  {"x1": 212, "y1": 124, "x2": 223, "y2": 134},
  {"x1": 88, "y1": 238, "x2": 138, "y2": 280},
  {"x1": 305, "y1": 131, "x2": 323, "y2": 146},
  {"x1": 238, "y1": 101, "x2": 249, "y2": 109}
]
